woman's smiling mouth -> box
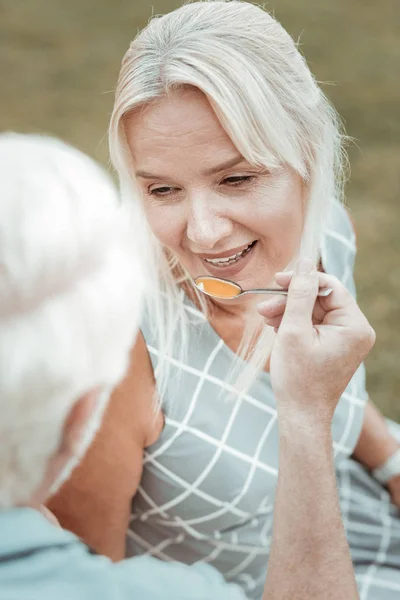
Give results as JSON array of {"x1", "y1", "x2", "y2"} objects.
[{"x1": 198, "y1": 240, "x2": 258, "y2": 277}]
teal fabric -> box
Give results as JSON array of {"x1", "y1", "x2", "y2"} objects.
[
  {"x1": 130, "y1": 200, "x2": 400, "y2": 599},
  {"x1": 0, "y1": 508, "x2": 246, "y2": 600}
]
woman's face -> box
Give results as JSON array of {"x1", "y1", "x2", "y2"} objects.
[{"x1": 125, "y1": 88, "x2": 305, "y2": 293}]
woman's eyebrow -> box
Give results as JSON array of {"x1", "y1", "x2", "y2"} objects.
[
  {"x1": 202, "y1": 155, "x2": 246, "y2": 176},
  {"x1": 136, "y1": 171, "x2": 169, "y2": 180},
  {"x1": 135, "y1": 155, "x2": 246, "y2": 180}
]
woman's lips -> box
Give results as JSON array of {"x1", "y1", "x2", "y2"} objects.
[
  {"x1": 199, "y1": 241, "x2": 255, "y2": 260},
  {"x1": 200, "y1": 240, "x2": 258, "y2": 278}
]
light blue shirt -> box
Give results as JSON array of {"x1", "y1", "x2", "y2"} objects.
[{"x1": 0, "y1": 508, "x2": 247, "y2": 599}]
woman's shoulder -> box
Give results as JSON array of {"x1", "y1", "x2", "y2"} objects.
[
  {"x1": 321, "y1": 200, "x2": 357, "y2": 292},
  {"x1": 323, "y1": 200, "x2": 356, "y2": 249}
]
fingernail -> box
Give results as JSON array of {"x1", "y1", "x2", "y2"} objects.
[{"x1": 296, "y1": 258, "x2": 314, "y2": 275}]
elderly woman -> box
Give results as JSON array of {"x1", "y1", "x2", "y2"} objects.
[{"x1": 49, "y1": 2, "x2": 400, "y2": 599}]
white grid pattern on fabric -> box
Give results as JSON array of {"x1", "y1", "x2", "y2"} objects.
[
  {"x1": 142, "y1": 392, "x2": 247, "y2": 519},
  {"x1": 259, "y1": 513, "x2": 272, "y2": 548},
  {"x1": 342, "y1": 391, "x2": 366, "y2": 407},
  {"x1": 127, "y1": 208, "x2": 400, "y2": 598},
  {"x1": 325, "y1": 228, "x2": 356, "y2": 252},
  {"x1": 347, "y1": 520, "x2": 400, "y2": 537},
  {"x1": 132, "y1": 323, "x2": 363, "y2": 580},
  {"x1": 224, "y1": 550, "x2": 260, "y2": 579},
  {"x1": 237, "y1": 573, "x2": 258, "y2": 592},
  {"x1": 146, "y1": 339, "x2": 361, "y2": 464},
  {"x1": 145, "y1": 339, "x2": 226, "y2": 462},
  {"x1": 339, "y1": 461, "x2": 352, "y2": 539},
  {"x1": 140, "y1": 455, "x2": 251, "y2": 518},
  {"x1": 201, "y1": 544, "x2": 224, "y2": 565},
  {"x1": 128, "y1": 324, "x2": 280, "y2": 576},
  {"x1": 337, "y1": 424, "x2": 400, "y2": 599},
  {"x1": 129, "y1": 530, "x2": 272, "y2": 556},
  {"x1": 135, "y1": 341, "x2": 282, "y2": 531},
  {"x1": 163, "y1": 419, "x2": 277, "y2": 475},
  {"x1": 336, "y1": 378, "x2": 358, "y2": 449},
  {"x1": 145, "y1": 346, "x2": 277, "y2": 419},
  {"x1": 126, "y1": 528, "x2": 175, "y2": 561},
  {"x1": 359, "y1": 492, "x2": 394, "y2": 600},
  {"x1": 357, "y1": 577, "x2": 400, "y2": 594},
  {"x1": 134, "y1": 372, "x2": 279, "y2": 533},
  {"x1": 200, "y1": 540, "x2": 270, "y2": 554},
  {"x1": 163, "y1": 413, "x2": 278, "y2": 529}
]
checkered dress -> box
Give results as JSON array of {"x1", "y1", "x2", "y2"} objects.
[{"x1": 127, "y1": 201, "x2": 400, "y2": 599}]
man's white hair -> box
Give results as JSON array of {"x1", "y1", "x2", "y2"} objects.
[
  {"x1": 0, "y1": 133, "x2": 144, "y2": 508},
  {"x1": 109, "y1": 0, "x2": 346, "y2": 395}
]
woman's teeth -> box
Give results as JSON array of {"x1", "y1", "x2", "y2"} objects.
[{"x1": 203, "y1": 242, "x2": 255, "y2": 266}]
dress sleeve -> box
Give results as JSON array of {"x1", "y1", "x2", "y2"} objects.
[{"x1": 320, "y1": 200, "x2": 358, "y2": 298}]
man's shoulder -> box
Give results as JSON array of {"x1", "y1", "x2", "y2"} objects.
[
  {"x1": 0, "y1": 508, "x2": 246, "y2": 600},
  {"x1": 115, "y1": 555, "x2": 247, "y2": 600},
  {"x1": 321, "y1": 200, "x2": 357, "y2": 293},
  {"x1": 0, "y1": 508, "x2": 115, "y2": 600}
]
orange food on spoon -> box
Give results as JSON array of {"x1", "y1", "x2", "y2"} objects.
[{"x1": 196, "y1": 277, "x2": 241, "y2": 299}]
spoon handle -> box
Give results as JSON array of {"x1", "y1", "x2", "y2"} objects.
[{"x1": 240, "y1": 288, "x2": 333, "y2": 298}]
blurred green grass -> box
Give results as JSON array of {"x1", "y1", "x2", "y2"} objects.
[{"x1": 0, "y1": 0, "x2": 399, "y2": 419}]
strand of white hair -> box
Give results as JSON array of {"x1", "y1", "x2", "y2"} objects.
[{"x1": 0, "y1": 133, "x2": 145, "y2": 508}]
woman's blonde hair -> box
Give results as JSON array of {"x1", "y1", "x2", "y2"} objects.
[{"x1": 109, "y1": 0, "x2": 346, "y2": 397}]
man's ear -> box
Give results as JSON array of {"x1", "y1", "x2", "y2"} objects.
[
  {"x1": 60, "y1": 391, "x2": 99, "y2": 457},
  {"x1": 30, "y1": 390, "x2": 100, "y2": 507}
]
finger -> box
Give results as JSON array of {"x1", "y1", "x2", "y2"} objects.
[
  {"x1": 275, "y1": 270, "x2": 329, "y2": 289},
  {"x1": 259, "y1": 294, "x2": 325, "y2": 324},
  {"x1": 315, "y1": 275, "x2": 356, "y2": 315},
  {"x1": 274, "y1": 271, "x2": 293, "y2": 288},
  {"x1": 311, "y1": 298, "x2": 326, "y2": 324},
  {"x1": 276, "y1": 271, "x2": 352, "y2": 306},
  {"x1": 264, "y1": 306, "x2": 325, "y2": 329},
  {"x1": 257, "y1": 295, "x2": 287, "y2": 318},
  {"x1": 275, "y1": 270, "x2": 331, "y2": 294},
  {"x1": 276, "y1": 270, "x2": 356, "y2": 320},
  {"x1": 263, "y1": 314, "x2": 284, "y2": 329},
  {"x1": 280, "y1": 258, "x2": 319, "y2": 332}
]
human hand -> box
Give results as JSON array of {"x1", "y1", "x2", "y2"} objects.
[{"x1": 257, "y1": 258, "x2": 375, "y2": 427}]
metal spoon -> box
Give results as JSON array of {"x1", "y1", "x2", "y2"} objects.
[{"x1": 194, "y1": 275, "x2": 333, "y2": 300}]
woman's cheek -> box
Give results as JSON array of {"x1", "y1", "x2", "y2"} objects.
[
  {"x1": 145, "y1": 205, "x2": 184, "y2": 249},
  {"x1": 261, "y1": 207, "x2": 303, "y2": 265}
]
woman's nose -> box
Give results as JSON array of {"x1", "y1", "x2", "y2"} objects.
[{"x1": 186, "y1": 196, "x2": 233, "y2": 249}]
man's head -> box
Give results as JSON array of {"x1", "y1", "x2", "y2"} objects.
[{"x1": 0, "y1": 133, "x2": 144, "y2": 508}]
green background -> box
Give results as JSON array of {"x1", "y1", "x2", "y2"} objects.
[{"x1": 1, "y1": 0, "x2": 399, "y2": 419}]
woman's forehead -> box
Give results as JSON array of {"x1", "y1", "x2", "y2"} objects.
[
  {"x1": 124, "y1": 90, "x2": 244, "y2": 174},
  {"x1": 125, "y1": 89, "x2": 224, "y2": 144}
]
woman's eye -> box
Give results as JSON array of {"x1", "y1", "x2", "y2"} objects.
[
  {"x1": 149, "y1": 186, "x2": 176, "y2": 197},
  {"x1": 222, "y1": 175, "x2": 255, "y2": 187}
]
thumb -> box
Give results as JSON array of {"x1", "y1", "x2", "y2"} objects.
[{"x1": 280, "y1": 258, "x2": 319, "y2": 331}]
